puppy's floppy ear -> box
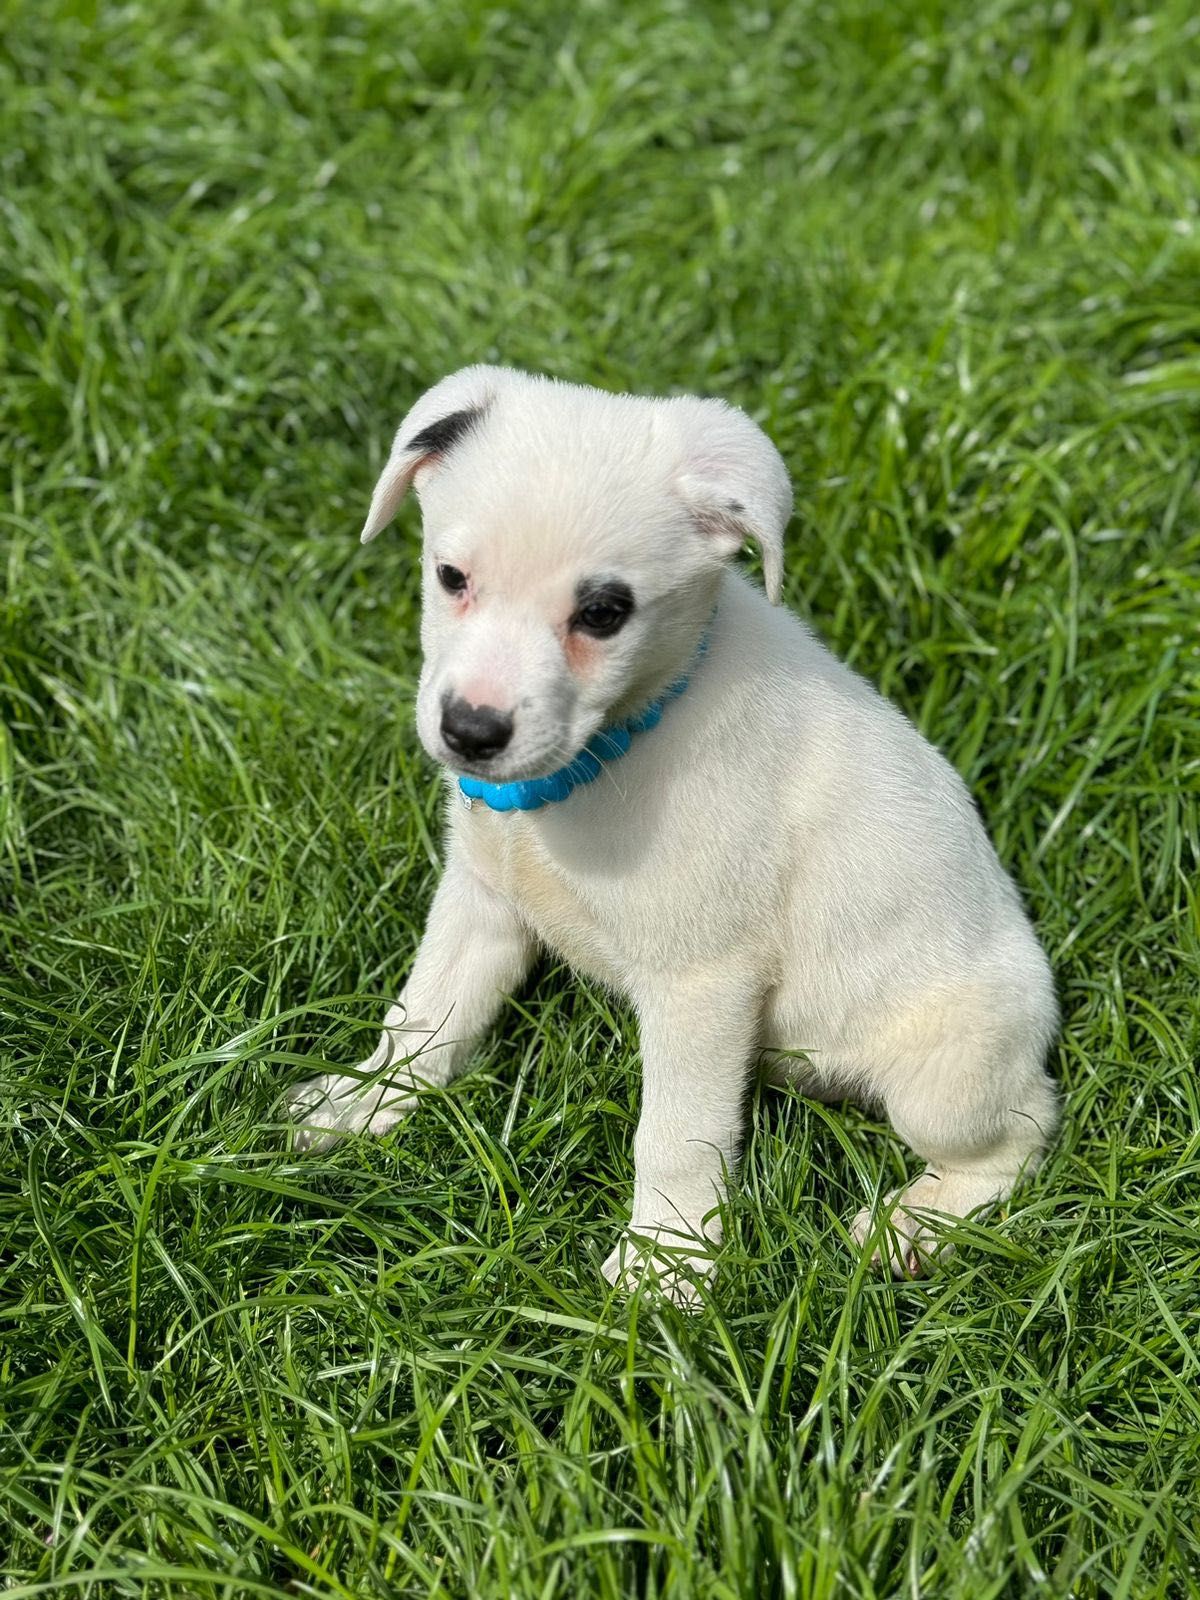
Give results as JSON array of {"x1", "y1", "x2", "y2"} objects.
[
  {"x1": 665, "y1": 397, "x2": 792, "y2": 604},
  {"x1": 360, "y1": 365, "x2": 509, "y2": 544}
]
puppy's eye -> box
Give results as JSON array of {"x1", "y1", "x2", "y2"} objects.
[
  {"x1": 574, "y1": 601, "x2": 626, "y2": 636},
  {"x1": 436, "y1": 563, "x2": 468, "y2": 596},
  {"x1": 571, "y1": 581, "x2": 635, "y2": 639}
]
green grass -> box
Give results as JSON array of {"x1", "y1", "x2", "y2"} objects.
[{"x1": 2, "y1": 0, "x2": 1199, "y2": 1594}]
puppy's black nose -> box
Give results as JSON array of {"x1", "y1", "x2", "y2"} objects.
[{"x1": 440, "y1": 696, "x2": 514, "y2": 761}]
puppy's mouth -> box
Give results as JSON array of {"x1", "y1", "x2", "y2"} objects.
[{"x1": 436, "y1": 728, "x2": 599, "y2": 786}]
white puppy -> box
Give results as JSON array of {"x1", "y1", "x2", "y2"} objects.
[{"x1": 288, "y1": 366, "x2": 1058, "y2": 1297}]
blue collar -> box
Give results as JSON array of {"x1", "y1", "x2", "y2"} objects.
[{"x1": 458, "y1": 627, "x2": 711, "y2": 813}]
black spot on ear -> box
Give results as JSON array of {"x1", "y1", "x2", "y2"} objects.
[
  {"x1": 727, "y1": 500, "x2": 745, "y2": 514},
  {"x1": 406, "y1": 407, "x2": 483, "y2": 457}
]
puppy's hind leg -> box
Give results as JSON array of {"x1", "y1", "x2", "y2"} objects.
[
  {"x1": 286, "y1": 850, "x2": 535, "y2": 1151},
  {"x1": 851, "y1": 1014, "x2": 1058, "y2": 1276}
]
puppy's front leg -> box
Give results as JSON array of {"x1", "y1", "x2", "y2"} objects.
[
  {"x1": 602, "y1": 969, "x2": 760, "y2": 1306},
  {"x1": 287, "y1": 848, "x2": 535, "y2": 1151}
]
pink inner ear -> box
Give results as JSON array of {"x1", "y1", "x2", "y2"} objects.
[
  {"x1": 677, "y1": 470, "x2": 784, "y2": 605},
  {"x1": 678, "y1": 473, "x2": 747, "y2": 555}
]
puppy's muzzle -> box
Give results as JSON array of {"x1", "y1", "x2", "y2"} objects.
[{"x1": 440, "y1": 695, "x2": 514, "y2": 761}]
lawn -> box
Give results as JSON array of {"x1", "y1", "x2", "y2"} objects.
[{"x1": 2, "y1": 1, "x2": 1199, "y2": 1595}]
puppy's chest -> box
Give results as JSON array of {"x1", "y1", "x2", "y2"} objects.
[{"x1": 465, "y1": 814, "x2": 631, "y2": 985}]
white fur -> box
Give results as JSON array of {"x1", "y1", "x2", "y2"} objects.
[{"x1": 288, "y1": 367, "x2": 1059, "y2": 1301}]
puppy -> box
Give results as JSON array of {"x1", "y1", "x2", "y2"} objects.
[{"x1": 287, "y1": 366, "x2": 1058, "y2": 1299}]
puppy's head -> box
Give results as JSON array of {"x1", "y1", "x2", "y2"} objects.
[{"x1": 361, "y1": 366, "x2": 792, "y2": 783}]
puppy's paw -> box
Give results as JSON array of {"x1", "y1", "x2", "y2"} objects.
[
  {"x1": 850, "y1": 1201, "x2": 932, "y2": 1278},
  {"x1": 851, "y1": 1175, "x2": 961, "y2": 1278},
  {"x1": 284, "y1": 1071, "x2": 417, "y2": 1153},
  {"x1": 600, "y1": 1230, "x2": 715, "y2": 1310},
  {"x1": 851, "y1": 1168, "x2": 1007, "y2": 1277}
]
